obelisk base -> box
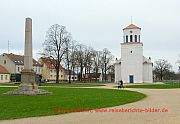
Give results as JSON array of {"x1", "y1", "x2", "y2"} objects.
[{"x1": 5, "y1": 69, "x2": 51, "y2": 95}]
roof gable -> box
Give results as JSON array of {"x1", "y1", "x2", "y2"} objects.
[
  {"x1": 123, "y1": 24, "x2": 141, "y2": 30},
  {"x1": 0, "y1": 65, "x2": 9, "y2": 74},
  {"x1": 4, "y1": 53, "x2": 41, "y2": 66},
  {"x1": 40, "y1": 57, "x2": 63, "y2": 69}
]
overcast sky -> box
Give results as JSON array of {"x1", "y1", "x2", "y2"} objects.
[{"x1": 0, "y1": 0, "x2": 180, "y2": 71}]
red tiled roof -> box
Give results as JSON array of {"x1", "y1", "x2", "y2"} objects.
[
  {"x1": 0, "y1": 65, "x2": 9, "y2": 74},
  {"x1": 40, "y1": 58, "x2": 63, "y2": 69},
  {"x1": 123, "y1": 24, "x2": 141, "y2": 30},
  {"x1": 4, "y1": 53, "x2": 42, "y2": 66}
]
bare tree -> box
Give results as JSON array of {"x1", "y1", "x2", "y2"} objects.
[
  {"x1": 102, "y1": 48, "x2": 114, "y2": 81},
  {"x1": 83, "y1": 47, "x2": 95, "y2": 81},
  {"x1": 64, "y1": 36, "x2": 72, "y2": 83},
  {"x1": 63, "y1": 39, "x2": 78, "y2": 83},
  {"x1": 43, "y1": 24, "x2": 70, "y2": 83},
  {"x1": 93, "y1": 51, "x2": 103, "y2": 81},
  {"x1": 75, "y1": 44, "x2": 86, "y2": 81},
  {"x1": 154, "y1": 59, "x2": 172, "y2": 80}
]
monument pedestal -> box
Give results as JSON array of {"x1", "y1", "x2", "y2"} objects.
[
  {"x1": 20, "y1": 69, "x2": 38, "y2": 91},
  {"x1": 5, "y1": 69, "x2": 51, "y2": 95}
]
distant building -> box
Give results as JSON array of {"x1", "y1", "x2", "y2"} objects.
[
  {"x1": 115, "y1": 24, "x2": 153, "y2": 83},
  {"x1": 0, "y1": 53, "x2": 42, "y2": 82},
  {"x1": 106, "y1": 73, "x2": 115, "y2": 82},
  {"x1": 0, "y1": 65, "x2": 10, "y2": 83},
  {"x1": 38, "y1": 58, "x2": 65, "y2": 81},
  {"x1": 83, "y1": 73, "x2": 101, "y2": 81},
  {"x1": 64, "y1": 69, "x2": 78, "y2": 81},
  {"x1": 99, "y1": 73, "x2": 114, "y2": 82}
]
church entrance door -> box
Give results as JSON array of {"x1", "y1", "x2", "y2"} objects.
[{"x1": 129, "y1": 75, "x2": 134, "y2": 83}]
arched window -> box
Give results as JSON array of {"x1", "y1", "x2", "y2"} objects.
[
  {"x1": 126, "y1": 35, "x2": 128, "y2": 43},
  {"x1": 135, "y1": 35, "x2": 137, "y2": 42},
  {"x1": 139, "y1": 35, "x2": 140, "y2": 42},
  {"x1": 130, "y1": 35, "x2": 133, "y2": 42}
]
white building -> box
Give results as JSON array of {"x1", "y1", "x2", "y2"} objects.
[
  {"x1": 115, "y1": 24, "x2": 153, "y2": 83},
  {"x1": 0, "y1": 53, "x2": 42, "y2": 75},
  {"x1": 0, "y1": 65, "x2": 10, "y2": 83},
  {"x1": 64, "y1": 69, "x2": 78, "y2": 81}
]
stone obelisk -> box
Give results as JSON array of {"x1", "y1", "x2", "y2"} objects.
[
  {"x1": 20, "y1": 17, "x2": 37, "y2": 91},
  {"x1": 5, "y1": 18, "x2": 51, "y2": 95},
  {"x1": 24, "y1": 18, "x2": 33, "y2": 72}
]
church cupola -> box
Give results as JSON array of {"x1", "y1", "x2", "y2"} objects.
[{"x1": 123, "y1": 24, "x2": 141, "y2": 43}]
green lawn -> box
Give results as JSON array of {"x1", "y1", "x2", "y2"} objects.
[
  {"x1": 0, "y1": 87, "x2": 145, "y2": 120},
  {"x1": 41, "y1": 82, "x2": 106, "y2": 87},
  {"x1": 0, "y1": 83, "x2": 19, "y2": 86},
  {"x1": 125, "y1": 83, "x2": 180, "y2": 89},
  {"x1": 0, "y1": 82, "x2": 106, "y2": 87}
]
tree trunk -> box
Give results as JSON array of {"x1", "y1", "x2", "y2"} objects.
[
  {"x1": 160, "y1": 70, "x2": 163, "y2": 81},
  {"x1": 72, "y1": 66, "x2": 75, "y2": 82},
  {"x1": 68, "y1": 62, "x2": 71, "y2": 83},
  {"x1": 80, "y1": 63, "x2": 83, "y2": 81},
  {"x1": 101, "y1": 69, "x2": 104, "y2": 81},
  {"x1": 105, "y1": 62, "x2": 107, "y2": 81},
  {"x1": 95, "y1": 68, "x2": 98, "y2": 81},
  {"x1": 84, "y1": 66, "x2": 87, "y2": 82},
  {"x1": 56, "y1": 62, "x2": 60, "y2": 83},
  {"x1": 68, "y1": 69, "x2": 71, "y2": 83}
]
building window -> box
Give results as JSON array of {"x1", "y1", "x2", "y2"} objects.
[
  {"x1": 4, "y1": 60, "x2": 6, "y2": 64},
  {"x1": 61, "y1": 69, "x2": 63, "y2": 72},
  {"x1": 54, "y1": 69, "x2": 56, "y2": 73},
  {"x1": 50, "y1": 69, "x2": 53, "y2": 73},
  {"x1": 135, "y1": 35, "x2": 137, "y2": 42},
  {"x1": 61, "y1": 75, "x2": 63, "y2": 78},
  {"x1": 126, "y1": 35, "x2": 128, "y2": 43},
  {"x1": 1, "y1": 75, "x2": 3, "y2": 80},
  {"x1": 21, "y1": 67, "x2": 23, "y2": 71},
  {"x1": 130, "y1": 35, "x2": 133, "y2": 42},
  {"x1": 18, "y1": 67, "x2": 20, "y2": 72},
  {"x1": 139, "y1": 35, "x2": 140, "y2": 42},
  {"x1": 5, "y1": 75, "x2": 8, "y2": 80},
  {"x1": 50, "y1": 75, "x2": 53, "y2": 78},
  {"x1": 130, "y1": 51, "x2": 133, "y2": 53}
]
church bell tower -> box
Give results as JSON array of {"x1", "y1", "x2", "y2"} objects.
[{"x1": 121, "y1": 24, "x2": 143, "y2": 83}]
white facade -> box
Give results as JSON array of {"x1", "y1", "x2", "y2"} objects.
[
  {"x1": 115, "y1": 24, "x2": 153, "y2": 83},
  {"x1": 0, "y1": 53, "x2": 42, "y2": 75}
]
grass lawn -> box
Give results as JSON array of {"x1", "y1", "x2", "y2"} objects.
[
  {"x1": 125, "y1": 83, "x2": 180, "y2": 89},
  {"x1": 41, "y1": 82, "x2": 106, "y2": 87},
  {"x1": 0, "y1": 82, "x2": 106, "y2": 87},
  {"x1": 0, "y1": 87, "x2": 145, "y2": 120},
  {"x1": 0, "y1": 83, "x2": 19, "y2": 86}
]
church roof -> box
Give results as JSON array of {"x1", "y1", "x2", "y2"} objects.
[{"x1": 123, "y1": 24, "x2": 141, "y2": 30}]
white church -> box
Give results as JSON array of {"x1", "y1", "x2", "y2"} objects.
[{"x1": 115, "y1": 23, "x2": 153, "y2": 83}]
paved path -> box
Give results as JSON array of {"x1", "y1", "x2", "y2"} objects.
[{"x1": 1, "y1": 84, "x2": 180, "y2": 124}]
